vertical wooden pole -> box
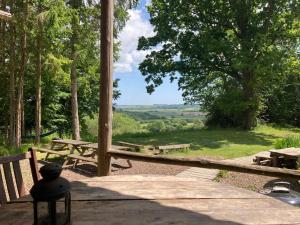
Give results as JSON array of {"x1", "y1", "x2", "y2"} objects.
[{"x1": 98, "y1": 0, "x2": 113, "y2": 176}]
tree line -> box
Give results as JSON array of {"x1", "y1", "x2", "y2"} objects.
[
  {"x1": 0, "y1": 0, "x2": 137, "y2": 148},
  {"x1": 138, "y1": 0, "x2": 300, "y2": 129}
]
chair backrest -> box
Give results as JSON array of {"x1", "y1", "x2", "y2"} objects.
[{"x1": 0, "y1": 148, "x2": 40, "y2": 206}]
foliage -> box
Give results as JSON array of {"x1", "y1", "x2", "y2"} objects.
[
  {"x1": 261, "y1": 72, "x2": 300, "y2": 126},
  {"x1": 113, "y1": 124, "x2": 300, "y2": 159},
  {"x1": 274, "y1": 136, "x2": 300, "y2": 149},
  {"x1": 214, "y1": 170, "x2": 228, "y2": 182},
  {"x1": 138, "y1": 0, "x2": 300, "y2": 129},
  {"x1": 0, "y1": 0, "x2": 137, "y2": 143},
  {"x1": 83, "y1": 112, "x2": 143, "y2": 138}
]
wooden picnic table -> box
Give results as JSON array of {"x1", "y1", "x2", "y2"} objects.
[
  {"x1": 79, "y1": 143, "x2": 132, "y2": 167},
  {"x1": 1, "y1": 175, "x2": 300, "y2": 225},
  {"x1": 269, "y1": 148, "x2": 300, "y2": 168},
  {"x1": 51, "y1": 139, "x2": 91, "y2": 152},
  {"x1": 49, "y1": 139, "x2": 92, "y2": 166}
]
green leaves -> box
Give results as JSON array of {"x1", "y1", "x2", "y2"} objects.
[{"x1": 138, "y1": 0, "x2": 300, "y2": 129}]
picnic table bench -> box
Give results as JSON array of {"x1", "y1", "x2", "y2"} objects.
[
  {"x1": 269, "y1": 148, "x2": 300, "y2": 168},
  {"x1": 253, "y1": 148, "x2": 300, "y2": 169},
  {"x1": 77, "y1": 143, "x2": 132, "y2": 168},
  {"x1": 37, "y1": 140, "x2": 133, "y2": 168},
  {"x1": 155, "y1": 144, "x2": 190, "y2": 154}
]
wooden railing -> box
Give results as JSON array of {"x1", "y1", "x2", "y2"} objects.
[{"x1": 108, "y1": 149, "x2": 300, "y2": 178}]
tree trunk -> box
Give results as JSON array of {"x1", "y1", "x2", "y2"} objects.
[
  {"x1": 35, "y1": 19, "x2": 42, "y2": 144},
  {"x1": 71, "y1": 51, "x2": 80, "y2": 140},
  {"x1": 242, "y1": 69, "x2": 257, "y2": 130},
  {"x1": 16, "y1": 0, "x2": 27, "y2": 148},
  {"x1": 70, "y1": 2, "x2": 80, "y2": 140},
  {"x1": 98, "y1": 0, "x2": 114, "y2": 176},
  {"x1": 9, "y1": 18, "x2": 16, "y2": 147}
]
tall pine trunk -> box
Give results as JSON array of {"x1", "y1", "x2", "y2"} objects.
[
  {"x1": 70, "y1": 1, "x2": 80, "y2": 140},
  {"x1": 9, "y1": 14, "x2": 16, "y2": 147},
  {"x1": 35, "y1": 16, "x2": 42, "y2": 144},
  {"x1": 16, "y1": 0, "x2": 28, "y2": 148}
]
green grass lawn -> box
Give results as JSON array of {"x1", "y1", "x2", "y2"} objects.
[{"x1": 113, "y1": 125, "x2": 300, "y2": 159}]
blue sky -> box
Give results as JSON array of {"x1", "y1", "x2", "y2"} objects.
[{"x1": 113, "y1": 0, "x2": 183, "y2": 105}]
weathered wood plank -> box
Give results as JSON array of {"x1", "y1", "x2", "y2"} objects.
[
  {"x1": 118, "y1": 141, "x2": 143, "y2": 150},
  {"x1": 51, "y1": 139, "x2": 91, "y2": 146},
  {"x1": 3, "y1": 163, "x2": 17, "y2": 201},
  {"x1": 156, "y1": 144, "x2": 190, "y2": 150},
  {"x1": 67, "y1": 154, "x2": 97, "y2": 163},
  {"x1": 0, "y1": 152, "x2": 30, "y2": 164},
  {"x1": 34, "y1": 147, "x2": 69, "y2": 156},
  {"x1": 12, "y1": 161, "x2": 27, "y2": 197},
  {"x1": 28, "y1": 148, "x2": 41, "y2": 184},
  {"x1": 5, "y1": 175, "x2": 300, "y2": 224},
  {"x1": 108, "y1": 149, "x2": 300, "y2": 178},
  {"x1": 3, "y1": 199, "x2": 300, "y2": 225},
  {"x1": 0, "y1": 167, "x2": 7, "y2": 205}
]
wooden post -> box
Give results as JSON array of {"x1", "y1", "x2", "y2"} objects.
[{"x1": 98, "y1": 0, "x2": 113, "y2": 176}]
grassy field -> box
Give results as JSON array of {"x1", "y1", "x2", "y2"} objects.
[
  {"x1": 83, "y1": 105, "x2": 300, "y2": 159},
  {"x1": 2, "y1": 105, "x2": 300, "y2": 160},
  {"x1": 113, "y1": 125, "x2": 300, "y2": 159}
]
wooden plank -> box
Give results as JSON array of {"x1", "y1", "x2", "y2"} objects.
[
  {"x1": 98, "y1": 0, "x2": 114, "y2": 176},
  {"x1": 108, "y1": 149, "x2": 300, "y2": 178},
  {"x1": 6, "y1": 175, "x2": 300, "y2": 224},
  {"x1": 156, "y1": 144, "x2": 190, "y2": 150},
  {"x1": 67, "y1": 154, "x2": 97, "y2": 163},
  {"x1": 3, "y1": 199, "x2": 300, "y2": 225},
  {"x1": 3, "y1": 163, "x2": 17, "y2": 201},
  {"x1": 0, "y1": 167, "x2": 8, "y2": 205},
  {"x1": 0, "y1": 152, "x2": 30, "y2": 164},
  {"x1": 12, "y1": 161, "x2": 27, "y2": 197},
  {"x1": 28, "y1": 148, "x2": 41, "y2": 184},
  {"x1": 118, "y1": 141, "x2": 143, "y2": 149},
  {"x1": 51, "y1": 139, "x2": 91, "y2": 146},
  {"x1": 34, "y1": 147, "x2": 69, "y2": 156}
]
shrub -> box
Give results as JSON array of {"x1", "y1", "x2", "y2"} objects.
[
  {"x1": 84, "y1": 112, "x2": 143, "y2": 138},
  {"x1": 274, "y1": 136, "x2": 300, "y2": 149}
]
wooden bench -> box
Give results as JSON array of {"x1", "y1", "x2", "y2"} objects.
[
  {"x1": 64, "y1": 154, "x2": 97, "y2": 167},
  {"x1": 35, "y1": 147, "x2": 69, "y2": 160},
  {"x1": 117, "y1": 141, "x2": 143, "y2": 151},
  {"x1": 155, "y1": 144, "x2": 190, "y2": 154},
  {"x1": 253, "y1": 155, "x2": 273, "y2": 166}
]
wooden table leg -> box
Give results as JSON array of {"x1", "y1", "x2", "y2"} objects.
[
  {"x1": 126, "y1": 160, "x2": 132, "y2": 168},
  {"x1": 272, "y1": 156, "x2": 278, "y2": 167},
  {"x1": 63, "y1": 145, "x2": 74, "y2": 167}
]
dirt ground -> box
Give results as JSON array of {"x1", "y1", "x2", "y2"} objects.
[
  {"x1": 218, "y1": 171, "x2": 300, "y2": 192},
  {"x1": 19, "y1": 157, "x2": 300, "y2": 194}
]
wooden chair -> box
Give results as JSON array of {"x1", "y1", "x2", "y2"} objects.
[{"x1": 0, "y1": 148, "x2": 40, "y2": 206}]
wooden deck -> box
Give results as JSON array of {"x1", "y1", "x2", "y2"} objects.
[{"x1": 2, "y1": 175, "x2": 300, "y2": 224}]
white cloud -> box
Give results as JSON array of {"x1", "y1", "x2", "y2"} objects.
[
  {"x1": 145, "y1": 0, "x2": 152, "y2": 6},
  {"x1": 115, "y1": 9, "x2": 154, "y2": 73}
]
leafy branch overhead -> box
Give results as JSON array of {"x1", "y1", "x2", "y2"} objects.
[{"x1": 138, "y1": 0, "x2": 300, "y2": 129}]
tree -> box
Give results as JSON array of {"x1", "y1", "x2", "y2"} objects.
[
  {"x1": 0, "y1": 0, "x2": 136, "y2": 148},
  {"x1": 138, "y1": 0, "x2": 300, "y2": 129},
  {"x1": 35, "y1": 0, "x2": 43, "y2": 144},
  {"x1": 69, "y1": 0, "x2": 81, "y2": 140}
]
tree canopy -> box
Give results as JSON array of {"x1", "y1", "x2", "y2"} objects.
[
  {"x1": 0, "y1": 0, "x2": 137, "y2": 146},
  {"x1": 138, "y1": 0, "x2": 300, "y2": 129}
]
